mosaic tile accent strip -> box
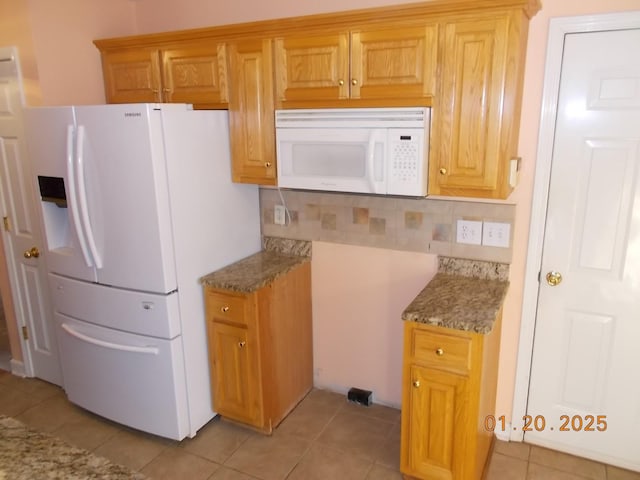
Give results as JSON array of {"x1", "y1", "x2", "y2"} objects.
[{"x1": 259, "y1": 188, "x2": 516, "y2": 264}]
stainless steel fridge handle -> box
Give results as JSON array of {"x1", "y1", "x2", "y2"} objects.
[
  {"x1": 75, "y1": 126, "x2": 102, "y2": 269},
  {"x1": 66, "y1": 125, "x2": 93, "y2": 267}
]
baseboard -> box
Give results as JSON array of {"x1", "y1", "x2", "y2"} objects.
[
  {"x1": 10, "y1": 359, "x2": 26, "y2": 377},
  {"x1": 495, "y1": 422, "x2": 512, "y2": 442}
]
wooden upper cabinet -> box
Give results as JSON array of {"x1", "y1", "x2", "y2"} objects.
[
  {"x1": 227, "y1": 39, "x2": 277, "y2": 185},
  {"x1": 275, "y1": 25, "x2": 438, "y2": 107},
  {"x1": 161, "y1": 43, "x2": 228, "y2": 106},
  {"x1": 100, "y1": 42, "x2": 228, "y2": 108},
  {"x1": 429, "y1": 11, "x2": 528, "y2": 199},
  {"x1": 101, "y1": 48, "x2": 163, "y2": 103}
]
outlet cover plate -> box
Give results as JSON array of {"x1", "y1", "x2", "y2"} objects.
[
  {"x1": 456, "y1": 220, "x2": 482, "y2": 245},
  {"x1": 274, "y1": 205, "x2": 286, "y2": 225},
  {"x1": 482, "y1": 221, "x2": 511, "y2": 248}
]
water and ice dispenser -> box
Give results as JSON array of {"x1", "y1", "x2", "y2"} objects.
[{"x1": 37, "y1": 176, "x2": 71, "y2": 251}]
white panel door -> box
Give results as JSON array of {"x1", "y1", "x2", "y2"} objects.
[
  {"x1": 526, "y1": 29, "x2": 640, "y2": 471},
  {"x1": 0, "y1": 49, "x2": 62, "y2": 385}
]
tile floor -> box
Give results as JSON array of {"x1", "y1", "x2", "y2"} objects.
[{"x1": 0, "y1": 369, "x2": 638, "y2": 480}]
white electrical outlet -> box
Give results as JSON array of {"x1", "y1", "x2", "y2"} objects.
[
  {"x1": 482, "y1": 221, "x2": 511, "y2": 248},
  {"x1": 274, "y1": 205, "x2": 286, "y2": 225},
  {"x1": 456, "y1": 220, "x2": 482, "y2": 245}
]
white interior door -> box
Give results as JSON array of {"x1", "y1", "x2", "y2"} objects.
[
  {"x1": 0, "y1": 48, "x2": 62, "y2": 385},
  {"x1": 526, "y1": 29, "x2": 640, "y2": 471}
]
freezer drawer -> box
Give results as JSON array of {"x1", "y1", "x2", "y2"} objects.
[
  {"x1": 50, "y1": 273, "x2": 181, "y2": 339},
  {"x1": 56, "y1": 314, "x2": 189, "y2": 440}
]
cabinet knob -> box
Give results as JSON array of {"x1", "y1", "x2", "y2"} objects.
[
  {"x1": 439, "y1": 168, "x2": 447, "y2": 175},
  {"x1": 413, "y1": 380, "x2": 420, "y2": 388},
  {"x1": 221, "y1": 306, "x2": 229, "y2": 313},
  {"x1": 435, "y1": 348, "x2": 444, "y2": 356},
  {"x1": 351, "y1": 78, "x2": 358, "y2": 86},
  {"x1": 238, "y1": 341, "x2": 246, "y2": 348},
  {"x1": 265, "y1": 162, "x2": 272, "y2": 168},
  {"x1": 338, "y1": 79, "x2": 344, "y2": 86}
]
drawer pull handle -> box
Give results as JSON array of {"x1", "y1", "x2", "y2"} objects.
[
  {"x1": 435, "y1": 348, "x2": 444, "y2": 356},
  {"x1": 238, "y1": 341, "x2": 246, "y2": 348},
  {"x1": 439, "y1": 168, "x2": 447, "y2": 175},
  {"x1": 221, "y1": 306, "x2": 229, "y2": 313},
  {"x1": 413, "y1": 380, "x2": 420, "y2": 388}
]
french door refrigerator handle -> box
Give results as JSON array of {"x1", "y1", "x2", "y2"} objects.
[
  {"x1": 66, "y1": 125, "x2": 93, "y2": 267},
  {"x1": 75, "y1": 125, "x2": 102, "y2": 268},
  {"x1": 61, "y1": 323, "x2": 160, "y2": 355}
]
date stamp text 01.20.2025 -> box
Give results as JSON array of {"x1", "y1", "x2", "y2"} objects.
[{"x1": 484, "y1": 415, "x2": 608, "y2": 432}]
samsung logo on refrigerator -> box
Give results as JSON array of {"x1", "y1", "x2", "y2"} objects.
[{"x1": 124, "y1": 112, "x2": 142, "y2": 118}]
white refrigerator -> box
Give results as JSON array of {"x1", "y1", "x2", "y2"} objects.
[{"x1": 24, "y1": 103, "x2": 261, "y2": 440}]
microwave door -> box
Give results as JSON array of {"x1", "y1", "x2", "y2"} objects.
[{"x1": 277, "y1": 128, "x2": 382, "y2": 194}]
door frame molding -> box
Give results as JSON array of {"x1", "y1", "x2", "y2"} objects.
[{"x1": 512, "y1": 10, "x2": 640, "y2": 443}]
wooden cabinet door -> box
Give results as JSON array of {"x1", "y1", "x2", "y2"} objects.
[
  {"x1": 351, "y1": 25, "x2": 438, "y2": 100},
  {"x1": 275, "y1": 33, "x2": 350, "y2": 104},
  {"x1": 430, "y1": 15, "x2": 510, "y2": 198},
  {"x1": 227, "y1": 39, "x2": 277, "y2": 185},
  {"x1": 401, "y1": 365, "x2": 470, "y2": 480},
  {"x1": 162, "y1": 43, "x2": 228, "y2": 106},
  {"x1": 101, "y1": 48, "x2": 162, "y2": 103},
  {"x1": 208, "y1": 321, "x2": 263, "y2": 426}
]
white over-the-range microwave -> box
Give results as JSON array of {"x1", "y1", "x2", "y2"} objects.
[{"x1": 275, "y1": 107, "x2": 430, "y2": 197}]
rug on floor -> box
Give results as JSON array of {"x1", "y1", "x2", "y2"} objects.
[{"x1": 0, "y1": 415, "x2": 146, "y2": 479}]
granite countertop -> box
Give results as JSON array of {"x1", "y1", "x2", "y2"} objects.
[
  {"x1": 402, "y1": 257, "x2": 509, "y2": 334},
  {"x1": 200, "y1": 249, "x2": 310, "y2": 293}
]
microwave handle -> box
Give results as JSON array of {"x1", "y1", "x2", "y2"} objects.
[{"x1": 367, "y1": 130, "x2": 383, "y2": 193}]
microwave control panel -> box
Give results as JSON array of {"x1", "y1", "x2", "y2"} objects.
[{"x1": 389, "y1": 131, "x2": 424, "y2": 186}]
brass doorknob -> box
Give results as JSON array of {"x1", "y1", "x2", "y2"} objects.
[
  {"x1": 238, "y1": 341, "x2": 246, "y2": 348},
  {"x1": 338, "y1": 79, "x2": 345, "y2": 86},
  {"x1": 351, "y1": 79, "x2": 358, "y2": 86},
  {"x1": 23, "y1": 247, "x2": 40, "y2": 259},
  {"x1": 435, "y1": 348, "x2": 444, "y2": 356},
  {"x1": 546, "y1": 271, "x2": 563, "y2": 286},
  {"x1": 265, "y1": 162, "x2": 272, "y2": 168},
  {"x1": 413, "y1": 380, "x2": 420, "y2": 388},
  {"x1": 221, "y1": 306, "x2": 229, "y2": 313},
  {"x1": 439, "y1": 168, "x2": 447, "y2": 175}
]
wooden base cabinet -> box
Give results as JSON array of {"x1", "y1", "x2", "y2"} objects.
[
  {"x1": 204, "y1": 261, "x2": 312, "y2": 433},
  {"x1": 400, "y1": 316, "x2": 502, "y2": 479}
]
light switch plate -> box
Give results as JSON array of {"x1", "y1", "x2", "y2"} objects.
[
  {"x1": 456, "y1": 220, "x2": 482, "y2": 245},
  {"x1": 482, "y1": 221, "x2": 511, "y2": 248}
]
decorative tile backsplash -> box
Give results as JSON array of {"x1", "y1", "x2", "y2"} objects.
[{"x1": 260, "y1": 188, "x2": 516, "y2": 263}]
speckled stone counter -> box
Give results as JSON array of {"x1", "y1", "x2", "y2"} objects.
[
  {"x1": 0, "y1": 415, "x2": 145, "y2": 479},
  {"x1": 200, "y1": 250, "x2": 310, "y2": 293},
  {"x1": 402, "y1": 257, "x2": 509, "y2": 334}
]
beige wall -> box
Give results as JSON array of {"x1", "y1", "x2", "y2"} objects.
[
  {"x1": 133, "y1": 0, "x2": 412, "y2": 34},
  {"x1": 0, "y1": 0, "x2": 136, "y2": 106}
]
